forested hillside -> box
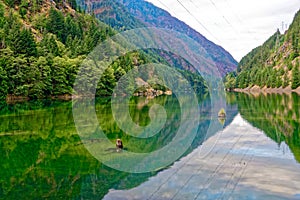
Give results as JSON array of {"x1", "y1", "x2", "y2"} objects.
[
  {"x1": 76, "y1": 0, "x2": 145, "y2": 31},
  {"x1": 0, "y1": 0, "x2": 207, "y2": 101},
  {"x1": 225, "y1": 9, "x2": 300, "y2": 91},
  {"x1": 0, "y1": 0, "x2": 115, "y2": 100},
  {"x1": 76, "y1": 0, "x2": 237, "y2": 76}
]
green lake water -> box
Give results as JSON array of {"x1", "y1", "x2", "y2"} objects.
[{"x1": 0, "y1": 93, "x2": 299, "y2": 199}]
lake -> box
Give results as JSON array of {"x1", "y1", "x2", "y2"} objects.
[{"x1": 0, "y1": 93, "x2": 299, "y2": 199}]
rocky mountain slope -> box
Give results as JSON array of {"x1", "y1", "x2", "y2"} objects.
[
  {"x1": 77, "y1": 0, "x2": 238, "y2": 76},
  {"x1": 225, "y1": 9, "x2": 300, "y2": 91}
]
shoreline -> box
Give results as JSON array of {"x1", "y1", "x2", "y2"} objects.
[
  {"x1": 5, "y1": 94, "x2": 75, "y2": 103},
  {"x1": 3, "y1": 91, "x2": 174, "y2": 104},
  {"x1": 232, "y1": 85, "x2": 300, "y2": 95}
]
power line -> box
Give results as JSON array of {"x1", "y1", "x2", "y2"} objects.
[
  {"x1": 188, "y1": 0, "x2": 239, "y2": 37},
  {"x1": 223, "y1": 0, "x2": 243, "y2": 24},
  {"x1": 196, "y1": 0, "x2": 261, "y2": 46},
  {"x1": 222, "y1": 0, "x2": 263, "y2": 44},
  {"x1": 175, "y1": 0, "x2": 222, "y2": 43},
  {"x1": 208, "y1": 0, "x2": 238, "y2": 32}
]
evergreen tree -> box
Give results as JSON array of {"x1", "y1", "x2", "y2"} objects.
[
  {"x1": 291, "y1": 62, "x2": 300, "y2": 89},
  {"x1": 19, "y1": 0, "x2": 28, "y2": 18},
  {"x1": 46, "y1": 7, "x2": 65, "y2": 42},
  {"x1": 5, "y1": 0, "x2": 15, "y2": 8},
  {"x1": 30, "y1": 56, "x2": 52, "y2": 98},
  {"x1": 0, "y1": 66, "x2": 8, "y2": 99},
  {"x1": 270, "y1": 70, "x2": 277, "y2": 88},
  {"x1": 12, "y1": 28, "x2": 37, "y2": 57},
  {"x1": 51, "y1": 57, "x2": 70, "y2": 95},
  {"x1": 282, "y1": 71, "x2": 289, "y2": 88},
  {"x1": 97, "y1": 67, "x2": 116, "y2": 96},
  {"x1": 9, "y1": 55, "x2": 29, "y2": 95},
  {"x1": 0, "y1": 48, "x2": 13, "y2": 95},
  {"x1": 67, "y1": 0, "x2": 77, "y2": 10},
  {"x1": 39, "y1": 34, "x2": 59, "y2": 56},
  {"x1": 224, "y1": 72, "x2": 236, "y2": 90},
  {"x1": 0, "y1": 3, "x2": 5, "y2": 28}
]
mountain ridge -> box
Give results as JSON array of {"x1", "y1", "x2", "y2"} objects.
[
  {"x1": 119, "y1": 0, "x2": 237, "y2": 75},
  {"x1": 224, "y1": 9, "x2": 300, "y2": 92},
  {"x1": 77, "y1": 0, "x2": 238, "y2": 76}
]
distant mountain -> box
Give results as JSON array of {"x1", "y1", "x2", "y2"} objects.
[
  {"x1": 120, "y1": 0, "x2": 237, "y2": 75},
  {"x1": 77, "y1": 0, "x2": 238, "y2": 76},
  {"x1": 225, "y1": 9, "x2": 300, "y2": 91}
]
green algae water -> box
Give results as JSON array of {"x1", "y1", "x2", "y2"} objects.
[
  {"x1": 0, "y1": 93, "x2": 299, "y2": 199},
  {"x1": 0, "y1": 95, "x2": 217, "y2": 199}
]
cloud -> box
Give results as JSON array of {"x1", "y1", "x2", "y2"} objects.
[{"x1": 147, "y1": 0, "x2": 299, "y2": 61}]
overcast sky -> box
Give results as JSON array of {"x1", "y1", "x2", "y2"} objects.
[{"x1": 146, "y1": 0, "x2": 299, "y2": 61}]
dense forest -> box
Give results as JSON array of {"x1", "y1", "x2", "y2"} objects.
[
  {"x1": 0, "y1": 0, "x2": 207, "y2": 101},
  {"x1": 224, "y1": 9, "x2": 300, "y2": 90},
  {"x1": 0, "y1": 91, "x2": 240, "y2": 198},
  {"x1": 0, "y1": 0, "x2": 115, "y2": 100}
]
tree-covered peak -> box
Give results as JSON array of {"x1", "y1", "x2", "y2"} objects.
[{"x1": 225, "y1": 9, "x2": 300, "y2": 91}]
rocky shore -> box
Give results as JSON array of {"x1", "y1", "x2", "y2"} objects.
[
  {"x1": 233, "y1": 85, "x2": 300, "y2": 95},
  {"x1": 133, "y1": 88, "x2": 172, "y2": 98}
]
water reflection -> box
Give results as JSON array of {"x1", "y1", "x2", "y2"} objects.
[
  {"x1": 103, "y1": 92, "x2": 300, "y2": 199},
  {"x1": 0, "y1": 99, "x2": 151, "y2": 199},
  {"x1": 232, "y1": 92, "x2": 300, "y2": 162},
  {"x1": 104, "y1": 114, "x2": 300, "y2": 200},
  {"x1": 3, "y1": 92, "x2": 297, "y2": 199},
  {"x1": 0, "y1": 95, "x2": 237, "y2": 199}
]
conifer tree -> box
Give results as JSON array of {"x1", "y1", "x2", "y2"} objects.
[
  {"x1": 47, "y1": 7, "x2": 65, "y2": 42},
  {"x1": 292, "y1": 62, "x2": 300, "y2": 89},
  {"x1": 12, "y1": 28, "x2": 37, "y2": 57}
]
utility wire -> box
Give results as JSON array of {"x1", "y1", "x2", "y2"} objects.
[
  {"x1": 223, "y1": 0, "x2": 243, "y2": 24},
  {"x1": 208, "y1": 0, "x2": 239, "y2": 34},
  {"x1": 222, "y1": 0, "x2": 263, "y2": 43},
  {"x1": 175, "y1": 0, "x2": 222, "y2": 43},
  {"x1": 188, "y1": 0, "x2": 239, "y2": 36}
]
